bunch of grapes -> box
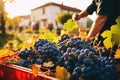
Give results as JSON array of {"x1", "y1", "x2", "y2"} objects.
[
  {"x1": 58, "y1": 37, "x2": 95, "y2": 54},
  {"x1": 18, "y1": 47, "x2": 36, "y2": 59},
  {"x1": 72, "y1": 52, "x2": 118, "y2": 80},
  {"x1": 35, "y1": 41, "x2": 61, "y2": 65},
  {"x1": 18, "y1": 47, "x2": 36, "y2": 67},
  {"x1": 57, "y1": 48, "x2": 118, "y2": 80},
  {"x1": 56, "y1": 37, "x2": 118, "y2": 80},
  {"x1": 18, "y1": 39, "x2": 62, "y2": 68},
  {"x1": 34, "y1": 39, "x2": 49, "y2": 50}
]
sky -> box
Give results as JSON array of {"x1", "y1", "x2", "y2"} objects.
[{"x1": 5, "y1": 0, "x2": 95, "y2": 19}]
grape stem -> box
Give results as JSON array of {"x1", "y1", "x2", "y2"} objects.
[{"x1": 96, "y1": 41, "x2": 102, "y2": 57}]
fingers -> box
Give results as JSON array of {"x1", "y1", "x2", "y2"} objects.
[{"x1": 72, "y1": 13, "x2": 79, "y2": 21}]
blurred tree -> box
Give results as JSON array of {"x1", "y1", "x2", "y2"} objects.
[
  {"x1": 0, "y1": 0, "x2": 5, "y2": 34},
  {"x1": 56, "y1": 13, "x2": 72, "y2": 25},
  {"x1": 12, "y1": 16, "x2": 20, "y2": 30},
  {"x1": 0, "y1": 0, "x2": 14, "y2": 34}
]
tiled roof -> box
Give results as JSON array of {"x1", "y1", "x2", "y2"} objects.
[
  {"x1": 31, "y1": 2, "x2": 81, "y2": 12},
  {"x1": 19, "y1": 15, "x2": 30, "y2": 19}
]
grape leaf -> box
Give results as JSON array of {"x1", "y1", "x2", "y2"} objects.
[
  {"x1": 101, "y1": 17, "x2": 120, "y2": 48},
  {"x1": 22, "y1": 39, "x2": 35, "y2": 49},
  {"x1": 0, "y1": 48, "x2": 14, "y2": 58},
  {"x1": 60, "y1": 30, "x2": 68, "y2": 35},
  {"x1": 101, "y1": 30, "x2": 112, "y2": 48},
  {"x1": 111, "y1": 24, "x2": 120, "y2": 34},
  {"x1": 115, "y1": 16, "x2": 120, "y2": 25},
  {"x1": 31, "y1": 64, "x2": 41, "y2": 77},
  {"x1": 44, "y1": 31, "x2": 55, "y2": 42},
  {"x1": 114, "y1": 48, "x2": 120, "y2": 59},
  {"x1": 103, "y1": 37, "x2": 112, "y2": 49},
  {"x1": 101, "y1": 30, "x2": 111, "y2": 38},
  {"x1": 55, "y1": 66, "x2": 70, "y2": 80},
  {"x1": 110, "y1": 17, "x2": 120, "y2": 45},
  {"x1": 112, "y1": 34, "x2": 120, "y2": 45},
  {"x1": 64, "y1": 19, "x2": 78, "y2": 32},
  {"x1": 7, "y1": 49, "x2": 14, "y2": 56}
]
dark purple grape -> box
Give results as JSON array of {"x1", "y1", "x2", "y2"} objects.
[
  {"x1": 75, "y1": 50, "x2": 80, "y2": 54},
  {"x1": 67, "y1": 47, "x2": 71, "y2": 53}
]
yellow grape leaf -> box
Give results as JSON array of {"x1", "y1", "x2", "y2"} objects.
[
  {"x1": 64, "y1": 19, "x2": 78, "y2": 32},
  {"x1": 0, "y1": 48, "x2": 14, "y2": 58},
  {"x1": 55, "y1": 66, "x2": 70, "y2": 80},
  {"x1": 114, "y1": 48, "x2": 120, "y2": 59},
  {"x1": 79, "y1": 31, "x2": 87, "y2": 37},
  {"x1": 22, "y1": 38, "x2": 35, "y2": 49},
  {"x1": 7, "y1": 49, "x2": 14, "y2": 56},
  {"x1": 103, "y1": 37, "x2": 112, "y2": 49},
  {"x1": 112, "y1": 34, "x2": 120, "y2": 45},
  {"x1": 111, "y1": 25, "x2": 120, "y2": 34},
  {"x1": 101, "y1": 30, "x2": 111, "y2": 38},
  {"x1": 44, "y1": 31, "x2": 55, "y2": 42},
  {"x1": 115, "y1": 16, "x2": 120, "y2": 25},
  {"x1": 110, "y1": 17, "x2": 120, "y2": 45},
  {"x1": 101, "y1": 30, "x2": 112, "y2": 49},
  {"x1": 31, "y1": 64, "x2": 41, "y2": 77},
  {"x1": 0, "y1": 49, "x2": 7, "y2": 57},
  {"x1": 53, "y1": 37, "x2": 59, "y2": 43},
  {"x1": 60, "y1": 30, "x2": 68, "y2": 35}
]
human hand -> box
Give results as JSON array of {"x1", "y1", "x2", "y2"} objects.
[{"x1": 72, "y1": 13, "x2": 81, "y2": 21}]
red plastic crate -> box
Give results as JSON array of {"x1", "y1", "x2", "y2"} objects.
[
  {"x1": 0, "y1": 52, "x2": 18, "y2": 61},
  {"x1": 0, "y1": 63, "x2": 58, "y2": 80}
]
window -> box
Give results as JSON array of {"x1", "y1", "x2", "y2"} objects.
[{"x1": 42, "y1": 7, "x2": 45, "y2": 15}]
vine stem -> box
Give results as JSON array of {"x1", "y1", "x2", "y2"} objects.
[{"x1": 96, "y1": 41, "x2": 102, "y2": 58}]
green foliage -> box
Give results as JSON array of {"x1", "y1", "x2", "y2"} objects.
[
  {"x1": 56, "y1": 13, "x2": 72, "y2": 25},
  {"x1": 44, "y1": 31, "x2": 55, "y2": 42},
  {"x1": 101, "y1": 17, "x2": 120, "y2": 48},
  {"x1": 63, "y1": 19, "x2": 78, "y2": 32}
]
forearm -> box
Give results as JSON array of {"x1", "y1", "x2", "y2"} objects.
[
  {"x1": 72, "y1": 10, "x2": 89, "y2": 21},
  {"x1": 88, "y1": 15, "x2": 108, "y2": 37},
  {"x1": 78, "y1": 10, "x2": 89, "y2": 18}
]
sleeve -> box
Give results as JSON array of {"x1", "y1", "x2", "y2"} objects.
[
  {"x1": 97, "y1": 0, "x2": 114, "y2": 15},
  {"x1": 86, "y1": 0, "x2": 97, "y2": 15}
]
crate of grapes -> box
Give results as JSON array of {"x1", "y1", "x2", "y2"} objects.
[{"x1": 0, "y1": 37, "x2": 120, "y2": 80}]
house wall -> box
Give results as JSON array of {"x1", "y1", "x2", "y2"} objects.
[
  {"x1": 30, "y1": 4, "x2": 93, "y2": 29},
  {"x1": 31, "y1": 5, "x2": 75, "y2": 29}
]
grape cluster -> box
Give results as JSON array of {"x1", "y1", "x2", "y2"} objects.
[
  {"x1": 18, "y1": 47, "x2": 36, "y2": 59},
  {"x1": 18, "y1": 39, "x2": 61, "y2": 68},
  {"x1": 18, "y1": 47, "x2": 36, "y2": 67},
  {"x1": 34, "y1": 39, "x2": 49, "y2": 50},
  {"x1": 73, "y1": 53, "x2": 118, "y2": 80},
  {"x1": 57, "y1": 47, "x2": 118, "y2": 80},
  {"x1": 56, "y1": 37, "x2": 118, "y2": 80},
  {"x1": 35, "y1": 41, "x2": 61, "y2": 65},
  {"x1": 58, "y1": 37, "x2": 95, "y2": 53}
]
